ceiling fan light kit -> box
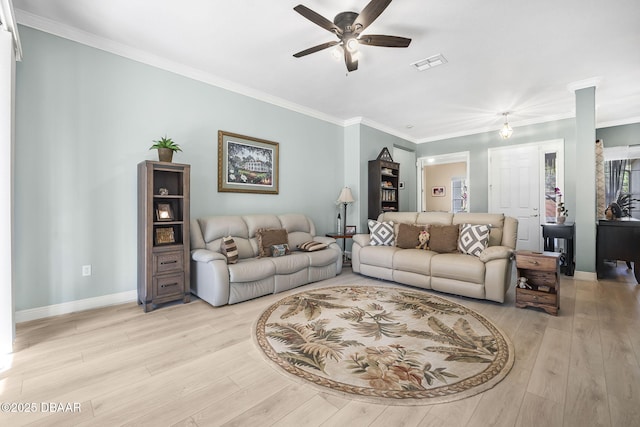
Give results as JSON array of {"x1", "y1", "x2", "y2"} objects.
[{"x1": 293, "y1": 0, "x2": 412, "y2": 72}]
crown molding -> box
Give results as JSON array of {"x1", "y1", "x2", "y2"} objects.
[
  {"x1": 15, "y1": 8, "x2": 345, "y2": 128},
  {"x1": 567, "y1": 77, "x2": 603, "y2": 92},
  {"x1": 416, "y1": 112, "x2": 576, "y2": 144},
  {"x1": 0, "y1": 0, "x2": 22, "y2": 60},
  {"x1": 14, "y1": 10, "x2": 639, "y2": 146}
]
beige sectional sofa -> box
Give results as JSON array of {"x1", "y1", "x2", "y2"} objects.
[
  {"x1": 352, "y1": 212, "x2": 518, "y2": 303},
  {"x1": 190, "y1": 213, "x2": 342, "y2": 306}
]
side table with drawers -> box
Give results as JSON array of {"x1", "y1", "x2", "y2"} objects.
[{"x1": 515, "y1": 251, "x2": 561, "y2": 316}]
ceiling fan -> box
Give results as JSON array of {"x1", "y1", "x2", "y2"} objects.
[{"x1": 293, "y1": 0, "x2": 411, "y2": 72}]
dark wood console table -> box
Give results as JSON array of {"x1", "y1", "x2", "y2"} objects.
[
  {"x1": 541, "y1": 222, "x2": 575, "y2": 276},
  {"x1": 596, "y1": 218, "x2": 640, "y2": 283}
]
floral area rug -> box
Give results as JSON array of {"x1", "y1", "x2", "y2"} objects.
[{"x1": 255, "y1": 286, "x2": 514, "y2": 405}]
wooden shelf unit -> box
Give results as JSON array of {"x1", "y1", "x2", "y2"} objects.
[
  {"x1": 515, "y1": 251, "x2": 560, "y2": 315},
  {"x1": 137, "y1": 161, "x2": 191, "y2": 312},
  {"x1": 368, "y1": 149, "x2": 400, "y2": 219}
]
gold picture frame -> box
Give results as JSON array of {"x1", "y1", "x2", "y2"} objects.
[
  {"x1": 218, "y1": 130, "x2": 279, "y2": 194},
  {"x1": 155, "y1": 227, "x2": 175, "y2": 245},
  {"x1": 156, "y1": 203, "x2": 174, "y2": 221}
]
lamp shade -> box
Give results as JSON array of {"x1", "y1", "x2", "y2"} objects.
[{"x1": 337, "y1": 187, "x2": 355, "y2": 204}]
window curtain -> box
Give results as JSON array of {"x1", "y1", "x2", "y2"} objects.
[{"x1": 606, "y1": 159, "x2": 628, "y2": 204}]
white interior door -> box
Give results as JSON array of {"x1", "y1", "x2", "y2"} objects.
[{"x1": 489, "y1": 145, "x2": 542, "y2": 251}]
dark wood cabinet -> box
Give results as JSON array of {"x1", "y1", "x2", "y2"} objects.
[
  {"x1": 596, "y1": 218, "x2": 640, "y2": 283},
  {"x1": 137, "y1": 161, "x2": 191, "y2": 312},
  {"x1": 368, "y1": 149, "x2": 400, "y2": 219}
]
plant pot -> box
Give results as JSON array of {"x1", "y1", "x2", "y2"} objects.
[
  {"x1": 557, "y1": 216, "x2": 566, "y2": 224},
  {"x1": 157, "y1": 148, "x2": 174, "y2": 162}
]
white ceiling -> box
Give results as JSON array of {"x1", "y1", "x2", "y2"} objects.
[{"x1": 12, "y1": 0, "x2": 640, "y2": 143}]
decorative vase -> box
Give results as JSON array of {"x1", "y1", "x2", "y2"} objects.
[
  {"x1": 157, "y1": 148, "x2": 174, "y2": 162},
  {"x1": 557, "y1": 216, "x2": 566, "y2": 224}
]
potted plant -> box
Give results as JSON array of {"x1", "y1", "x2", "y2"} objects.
[
  {"x1": 605, "y1": 193, "x2": 639, "y2": 219},
  {"x1": 150, "y1": 136, "x2": 182, "y2": 162}
]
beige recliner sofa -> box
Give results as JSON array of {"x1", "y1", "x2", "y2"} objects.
[
  {"x1": 190, "y1": 213, "x2": 342, "y2": 306},
  {"x1": 351, "y1": 212, "x2": 518, "y2": 303}
]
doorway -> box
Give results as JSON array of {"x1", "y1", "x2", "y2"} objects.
[
  {"x1": 417, "y1": 152, "x2": 470, "y2": 213},
  {"x1": 488, "y1": 140, "x2": 564, "y2": 252}
]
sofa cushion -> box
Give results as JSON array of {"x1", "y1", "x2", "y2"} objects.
[
  {"x1": 396, "y1": 223, "x2": 427, "y2": 249},
  {"x1": 256, "y1": 228, "x2": 288, "y2": 257},
  {"x1": 220, "y1": 236, "x2": 239, "y2": 264},
  {"x1": 431, "y1": 253, "x2": 485, "y2": 284},
  {"x1": 368, "y1": 220, "x2": 395, "y2": 246},
  {"x1": 269, "y1": 253, "x2": 310, "y2": 274},
  {"x1": 360, "y1": 245, "x2": 400, "y2": 268},
  {"x1": 428, "y1": 225, "x2": 459, "y2": 253},
  {"x1": 392, "y1": 249, "x2": 437, "y2": 275},
  {"x1": 228, "y1": 258, "x2": 276, "y2": 282},
  {"x1": 458, "y1": 224, "x2": 491, "y2": 257}
]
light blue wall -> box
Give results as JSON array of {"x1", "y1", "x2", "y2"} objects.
[
  {"x1": 416, "y1": 119, "x2": 577, "y2": 215},
  {"x1": 14, "y1": 27, "x2": 347, "y2": 311},
  {"x1": 597, "y1": 122, "x2": 640, "y2": 147}
]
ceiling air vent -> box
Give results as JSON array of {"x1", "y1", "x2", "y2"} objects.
[{"x1": 411, "y1": 54, "x2": 447, "y2": 71}]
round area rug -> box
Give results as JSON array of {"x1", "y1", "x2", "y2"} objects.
[{"x1": 255, "y1": 286, "x2": 514, "y2": 405}]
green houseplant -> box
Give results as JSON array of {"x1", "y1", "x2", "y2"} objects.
[{"x1": 150, "y1": 136, "x2": 182, "y2": 162}]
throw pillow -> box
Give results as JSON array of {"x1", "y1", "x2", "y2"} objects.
[
  {"x1": 271, "y1": 244, "x2": 291, "y2": 257},
  {"x1": 220, "y1": 235, "x2": 238, "y2": 264},
  {"x1": 368, "y1": 220, "x2": 395, "y2": 246},
  {"x1": 256, "y1": 228, "x2": 288, "y2": 257},
  {"x1": 458, "y1": 224, "x2": 491, "y2": 257},
  {"x1": 428, "y1": 225, "x2": 460, "y2": 253},
  {"x1": 396, "y1": 223, "x2": 426, "y2": 249},
  {"x1": 298, "y1": 240, "x2": 328, "y2": 252}
]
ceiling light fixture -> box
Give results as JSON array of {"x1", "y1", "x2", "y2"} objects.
[
  {"x1": 345, "y1": 37, "x2": 359, "y2": 52},
  {"x1": 499, "y1": 112, "x2": 513, "y2": 140}
]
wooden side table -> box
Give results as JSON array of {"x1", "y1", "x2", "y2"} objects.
[
  {"x1": 515, "y1": 251, "x2": 561, "y2": 315},
  {"x1": 325, "y1": 232, "x2": 355, "y2": 266}
]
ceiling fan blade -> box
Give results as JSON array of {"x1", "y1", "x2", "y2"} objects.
[
  {"x1": 293, "y1": 41, "x2": 340, "y2": 58},
  {"x1": 352, "y1": 0, "x2": 392, "y2": 33},
  {"x1": 358, "y1": 34, "x2": 411, "y2": 48},
  {"x1": 344, "y1": 49, "x2": 358, "y2": 72},
  {"x1": 294, "y1": 4, "x2": 342, "y2": 36}
]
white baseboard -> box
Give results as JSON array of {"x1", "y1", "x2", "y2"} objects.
[
  {"x1": 574, "y1": 271, "x2": 598, "y2": 281},
  {"x1": 15, "y1": 291, "x2": 137, "y2": 323}
]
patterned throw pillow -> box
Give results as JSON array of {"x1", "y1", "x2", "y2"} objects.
[
  {"x1": 256, "y1": 228, "x2": 288, "y2": 257},
  {"x1": 368, "y1": 220, "x2": 395, "y2": 246},
  {"x1": 458, "y1": 224, "x2": 491, "y2": 257},
  {"x1": 220, "y1": 235, "x2": 238, "y2": 264},
  {"x1": 271, "y1": 244, "x2": 291, "y2": 257},
  {"x1": 298, "y1": 241, "x2": 328, "y2": 252},
  {"x1": 428, "y1": 225, "x2": 460, "y2": 253}
]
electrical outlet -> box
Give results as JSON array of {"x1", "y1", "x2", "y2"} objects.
[{"x1": 82, "y1": 265, "x2": 92, "y2": 276}]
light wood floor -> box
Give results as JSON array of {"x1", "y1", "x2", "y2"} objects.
[{"x1": 1, "y1": 265, "x2": 639, "y2": 427}]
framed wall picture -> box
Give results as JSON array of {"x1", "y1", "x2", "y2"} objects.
[
  {"x1": 345, "y1": 225, "x2": 357, "y2": 235},
  {"x1": 155, "y1": 227, "x2": 175, "y2": 245},
  {"x1": 156, "y1": 203, "x2": 174, "y2": 221},
  {"x1": 432, "y1": 186, "x2": 445, "y2": 197},
  {"x1": 218, "y1": 130, "x2": 279, "y2": 194}
]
